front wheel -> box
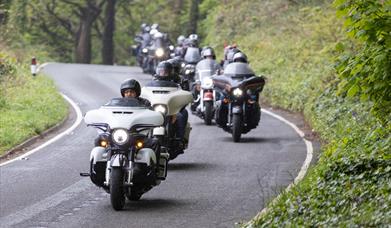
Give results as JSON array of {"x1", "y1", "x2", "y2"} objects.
[
  {"x1": 204, "y1": 101, "x2": 213, "y2": 125},
  {"x1": 110, "y1": 168, "x2": 125, "y2": 210},
  {"x1": 232, "y1": 114, "x2": 242, "y2": 142}
]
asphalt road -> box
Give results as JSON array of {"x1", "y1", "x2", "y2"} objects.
[{"x1": 0, "y1": 63, "x2": 308, "y2": 228}]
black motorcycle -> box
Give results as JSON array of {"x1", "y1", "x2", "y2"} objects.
[
  {"x1": 145, "y1": 33, "x2": 171, "y2": 74},
  {"x1": 213, "y1": 62, "x2": 266, "y2": 142}
]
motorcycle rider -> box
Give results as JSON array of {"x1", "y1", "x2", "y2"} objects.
[
  {"x1": 174, "y1": 35, "x2": 186, "y2": 57},
  {"x1": 190, "y1": 47, "x2": 221, "y2": 111},
  {"x1": 215, "y1": 50, "x2": 261, "y2": 129},
  {"x1": 120, "y1": 79, "x2": 151, "y2": 106},
  {"x1": 149, "y1": 61, "x2": 189, "y2": 154}
]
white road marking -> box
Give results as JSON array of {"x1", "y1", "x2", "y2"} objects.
[{"x1": 244, "y1": 109, "x2": 314, "y2": 227}]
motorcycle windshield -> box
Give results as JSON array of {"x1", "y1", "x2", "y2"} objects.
[
  {"x1": 104, "y1": 97, "x2": 146, "y2": 107},
  {"x1": 224, "y1": 62, "x2": 255, "y2": 81},
  {"x1": 145, "y1": 80, "x2": 179, "y2": 88},
  {"x1": 184, "y1": 47, "x2": 201, "y2": 64},
  {"x1": 196, "y1": 59, "x2": 218, "y2": 80}
]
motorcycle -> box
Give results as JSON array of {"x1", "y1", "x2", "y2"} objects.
[
  {"x1": 212, "y1": 62, "x2": 266, "y2": 142},
  {"x1": 180, "y1": 47, "x2": 201, "y2": 91},
  {"x1": 191, "y1": 58, "x2": 220, "y2": 125},
  {"x1": 144, "y1": 32, "x2": 171, "y2": 74},
  {"x1": 141, "y1": 80, "x2": 193, "y2": 160},
  {"x1": 82, "y1": 97, "x2": 169, "y2": 210}
]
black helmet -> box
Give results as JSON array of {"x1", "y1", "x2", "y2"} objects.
[
  {"x1": 155, "y1": 61, "x2": 173, "y2": 80},
  {"x1": 167, "y1": 58, "x2": 181, "y2": 75},
  {"x1": 233, "y1": 52, "x2": 248, "y2": 63},
  {"x1": 120, "y1": 79, "x2": 141, "y2": 97}
]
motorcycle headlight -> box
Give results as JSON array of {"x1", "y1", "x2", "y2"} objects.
[
  {"x1": 202, "y1": 77, "x2": 213, "y2": 88},
  {"x1": 233, "y1": 88, "x2": 243, "y2": 97},
  {"x1": 142, "y1": 48, "x2": 148, "y2": 53},
  {"x1": 155, "y1": 48, "x2": 164, "y2": 57},
  {"x1": 181, "y1": 62, "x2": 186, "y2": 68},
  {"x1": 169, "y1": 45, "x2": 174, "y2": 51},
  {"x1": 154, "y1": 104, "x2": 168, "y2": 115},
  {"x1": 112, "y1": 129, "x2": 129, "y2": 145}
]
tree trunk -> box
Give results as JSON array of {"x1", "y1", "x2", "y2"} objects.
[
  {"x1": 188, "y1": 0, "x2": 199, "y2": 35},
  {"x1": 75, "y1": 18, "x2": 93, "y2": 63},
  {"x1": 102, "y1": 0, "x2": 116, "y2": 65}
]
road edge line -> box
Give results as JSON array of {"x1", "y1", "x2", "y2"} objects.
[
  {"x1": 244, "y1": 108, "x2": 314, "y2": 227},
  {"x1": 0, "y1": 93, "x2": 83, "y2": 167}
]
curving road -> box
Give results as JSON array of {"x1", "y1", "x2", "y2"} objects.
[{"x1": 0, "y1": 63, "x2": 308, "y2": 228}]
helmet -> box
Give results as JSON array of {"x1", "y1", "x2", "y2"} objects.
[
  {"x1": 167, "y1": 58, "x2": 181, "y2": 75},
  {"x1": 189, "y1": 34, "x2": 198, "y2": 41},
  {"x1": 120, "y1": 79, "x2": 141, "y2": 97},
  {"x1": 177, "y1": 35, "x2": 185, "y2": 45},
  {"x1": 140, "y1": 23, "x2": 147, "y2": 31},
  {"x1": 155, "y1": 61, "x2": 173, "y2": 80},
  {"x1": 188, "y1": 34, "x2": 198, "y2": 47},
  {"x1": 144, "y1": 26, "x2": 151, "y2": 33},
  {"x1": 151, "y1": 23, "x2": 159, "y2": 30},
  {"x1": 233, "y1": 52, "x2": 248, "y2": 63},
  {"x1": 201, "y1": 47, "x2": 215, "y2": 59},
  {"x1": 226, "y1": 47, "x2": 240, "y2": 63},
  {"x1": 150, "y1": 28, "x2": 158, "y2": 36}
]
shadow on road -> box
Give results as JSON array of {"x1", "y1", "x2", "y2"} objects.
[
  {"x1": 120, "y1": 198, "x2": 189, "y2": 212},
  {"x1": 167, "y1": 162, "x2": 216, "y2": 171}
]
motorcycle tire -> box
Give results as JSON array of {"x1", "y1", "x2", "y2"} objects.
[
  {"x1": 110, "y1": 168, "x2": 125, "y2": 211},
  {"x1": 204, "y1": 101, "x2": 213, "y2": 125},
  {"x1": 232, "y1": 114, "x2": 242, "y2": 142}
]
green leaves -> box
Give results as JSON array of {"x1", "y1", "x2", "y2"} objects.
[{"x1": 334, "y1": 0, "x2": 391, "y2": 123}]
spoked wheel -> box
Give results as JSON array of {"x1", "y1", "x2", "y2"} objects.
[
  {"x1": 232, "y1": 114, "x2": 242, "y2": 142},
  {"x1": 110, "y1": 168, "x2": 125, "y2": 210},
  {"x1": 204, "y1": 101, "x2": 213, "y2": 125}
]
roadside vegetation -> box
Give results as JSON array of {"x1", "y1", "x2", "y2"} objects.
[
  {"x1": 200, "y1": 0, "x2": 390, "y2": 226},
  {"x1": 0, "y1": 43, "x2": 67, "y2": 155}
]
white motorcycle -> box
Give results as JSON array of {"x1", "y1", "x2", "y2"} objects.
[
  {"x1": 82, "y1": 97, "x2": 169, "y2": 210},
  {"x1": 141, "y1": 80, "x2": 193, "y2": 160}
]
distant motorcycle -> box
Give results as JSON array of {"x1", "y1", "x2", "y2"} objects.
[
  {"x1": 180, "y1": 47, "x2": 201, "y2": 90},
  {"x1": 191, "y1": 58, "x2": 220, "y2": 125},
  {"x1": 213, "y1": 62, "x2": 266, "y2": 142},
  {"x1": 141, "y1": 80, "x2": 193, "y2": 160},
  {"x1": 144, "y1": 32, "x2": 171, "y2": 74},
  {"x1": 82, "y1": 97, "x2": 169, "y2": 210}
]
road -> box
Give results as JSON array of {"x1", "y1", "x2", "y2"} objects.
[{"x1": 0, "y1": 63, "x2": 308, "y2": 228}]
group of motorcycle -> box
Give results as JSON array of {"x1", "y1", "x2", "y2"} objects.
[
  {"x1": 132, "y1": 23, "x2": 174, "y2": 74},
  {"x1": 81, "y1": 28, "x2": 265, "y2": 210}
]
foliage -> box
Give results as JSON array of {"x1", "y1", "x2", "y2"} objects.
[
  {"x1": 333, "y1": 0, "x2": 391, "y2": 123},
  {"x1": 200, "y1": 0, "x2": 390, "y2": 226}
]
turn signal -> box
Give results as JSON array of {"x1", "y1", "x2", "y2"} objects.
[
  {"x1": 135, "y1": 140, "x2": 144, "y2": 149},
  {"x1": 100, "y1": 140, "x2": 108, "y2": 148}
]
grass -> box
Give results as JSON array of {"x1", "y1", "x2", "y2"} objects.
[
  {"x1": 200, "y1": 0, "x2": 391, "y2": 226},
  {"x1": 0, "y1": 45, "x2": 68, "y2": 155}
]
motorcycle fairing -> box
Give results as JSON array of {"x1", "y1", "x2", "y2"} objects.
[
  {"x1": 84, "y1": 106, "x2": 164, "y2": 129},
  {"x1": 141, "y1": 86, "x2": 193, "y2": 116},
  {"x1": 135, "y1": 148, "x2": 156, "y2": 166},
  {"x1": 184, "y1": 47, "x2": 201, "y2": 64}
]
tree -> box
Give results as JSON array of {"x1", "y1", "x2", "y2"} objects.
[
  {"x1": 102, "y1": 0, "x2": 116, "y2": 65},
  {"x1": 188, "y1": 0, "x2": 199, "y2": 35},
  {"x1": 334, "y1": 0, "x2": 391, "y2": 122}
]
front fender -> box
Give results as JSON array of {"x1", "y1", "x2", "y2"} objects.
[
  {"x1": 232, "y1": 105, "x2": 242, "y2": 114},
  {"x1": 110, "y1": 154, "x2": 127, "y2": 167},
  {"x1": 90, "y1": 147, "x2": 107, "y2": 164},
  {"x1": 135, "y1": 148, "x2": 157, "y2": 166}
]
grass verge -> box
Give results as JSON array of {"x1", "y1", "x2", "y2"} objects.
[{"x1": 0, "y1": 44, "x2": 68, "y2": 156}]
